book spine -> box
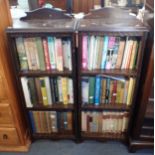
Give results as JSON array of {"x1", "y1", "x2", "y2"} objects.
[
  {"x1": 94, "y1": 76, "x2": 101, "y2": 105},
  {"x1": 27, "y1": 77, "x2": 38, "y2": 106},
  {"x1": 105, "y1": 78, "x2": 110, "y2": 104},
  {"x1": 111, "y1": 80, "x2": 117, "y2": 104},
  {"x1": 50, "y1": 111, "x2": 57, "y2": 132},
  {"x1": 67, "y1": 40, "x2": 72, "y2": 71},
  {"x1": 35, "y1": 78, "x2": 43, "y2": 105},
  {"x1": 101, "y1": 36, "x2": 109, "y2": 69},
  {"x1": 82, "y1": 77, "x2": 89, "y2": 104},
  {"x1": 29, "y1": 111, "x2": 36, "y2": 133},
  {"x1": 82, "y1": 35, "x2": 88, "y2": 70},
  {"x1": 100, "y1": 78, "x2": 106, "y2": 104},
  {"x1": 63, "y1": 112, "x2": 68, "y2": 130},
  {"x1": 40, "y1": 78, "x2": 48, "y2": 106},
  {"x1": 50, "y1": 78, "x2": 56, "y2": 103},
  {"x1": 33, "y1": 111, "x2": 40, "y2": 133},
  {"x1": 53, "y1": 77, "x2": 59, "y2": 102},
  {"x1": 55, "y1": 38, "x2": 63, "y2": 71},
  {"x1": 67, "y1": 112, "x2": 72, "y2": 130},
  {"x1": 61, "y1": 77, "x2": 68, "y2": 105},
  {"x1": 47, "y1": 37, "x2": 56, "y2": 69},
  {"x1": 82, "y1": 112, "x2": 87, "y2": 132},
  {"x1": 15, "y1": 37, "x2": 29, "y2": 70},
  {"x1": 68, "y1": 78, "x2": 74, "y2": 104},
  {"x1": 42, "y1": 38, "x2": 51, "y2": 70},
  {"x1": 21, "y1": 77, "x2": 33, "y2": 107},
  {"x1": 45, "y1": 77, "x2": 52, "y2": 105},
  {"x1": 57, "y1": 77, "x2": 63, "y2": 102},
  {"x1": 35, "y1": 37, "x2": 46, "y2": 70},
  {"x1": 88, "y1": 77, "x2": 95, "y2": 104}
]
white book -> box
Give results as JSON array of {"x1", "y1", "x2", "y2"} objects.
[
  {"x1": 62, "y1": 40, "x2": 69, "y2": 70},
  {"x1": 82, "y1": 112, "x2": 87, "y2": 132},
  {"x1": 50, "y1": 111, "x2": 57, "y2": 132},
  {"x1": 88, "y1": 36, "x2": 95, "y2": 70},
  {"x1": 68, "y1": 78, "x2": 74, "y2": 104},
  {"x1": 67, "y1": 40, "x2": 72, "y2": 71},
  {"x1": 92, "y1": 36, "x2": 98, "y2": 70},
  {"x1": 45, "y1": 77, "x2": 52, "y2": 105},
  {"x1": 21, "y1": 77, "x2": 33, "y2": 107},
  {"x1": 82, "y1": 77, "x2": 89, "y2": 104},
  {"x1": 57, "y1": 77, "x2": 63, "y2": 102},
  {"x1": 121, "y1": 37, "x2": 129, "y2": 69}
]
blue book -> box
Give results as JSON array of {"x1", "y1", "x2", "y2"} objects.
[
  {"x1": 94, "y1": 76, "x2": 101, "y2": 106},
  {"x1": 28, "y1": 111, "x2": 36, "y2": 133},
  {"x1": 101, "y1": 36, "x2": 109, "y2": 69}
]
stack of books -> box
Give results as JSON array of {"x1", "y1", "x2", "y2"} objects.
[
  {"x1": 82, "y1": 36, "x2": 139, "y2": 70},
  {"x1": 29, "y1": 111, "x2": 72, "y2": 133},
  {"x1": 82, "y1": 75, "x2": 135, "y2": 106},
  {"x1": 15, "y1": 37, "x2": 72, "y2": 71},
  {"x1": 21, "y1": 77, "x2": 74, "y2": 107},
  {"x1": 82, "y1": 111, "x2": 129, "y2": 134}
]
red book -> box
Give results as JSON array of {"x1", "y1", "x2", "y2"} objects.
[
  {"x1": 42, "y1": 38, "x2": 51, "y2": 70},
  {"x1": 82, "y1": 35, "x2": 88, "y2": 70},
  {"x1": 111, "y1": 80, "x2": 117, "y2": 104}
]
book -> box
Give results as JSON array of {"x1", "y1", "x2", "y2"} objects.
[
  {"x1": 57, "y1": 77, "x2": 63, "y2": 102},
  {"x1": 35, "y1": 78, "x2": 43, "y2": 105},
  {"x1": 82, "y1": 77, "x2": 89, "y2": 104},
  {"x1": 42, "y1": 38, "x2": 51, "y2": 70},
  {"x1": 100, "y1": 78, "x2": 106, "y2": 104},
  {"x1": 15, "y1": 37, "x2": 29, "y2": 70},
  {"x1": 101, "y1": 36, "x2": 109, "y2": 69},
  {"x1": 24, "y1": 38, "x2": 40, "y2": 70},
  {"x1": 68, "y1": 78, "x2": 74, "y2": 104},
  {"x1": 53, "y1": 77, "x2": 59, "y2": 102},
  {"x1": 55, "y1": 38, "x2": 63, "y2": 71},
  {"x1": 40, "y1": 78, "x2": 48, "y2": 106},
  {"x1": 82, "y1": 112, "x2": 87, "y2": 132},
  {"x1": 105, "y1": 78, "x2": 110, "y2": 104},
  {"x1": 21, "y1": 77, "x2": 33, "y2": 107},
  {"x1": 115, "y1": 38, "x2": 126, "y2": 69},
  {"x1": 33, "y1": 111, "x2": 40, "y2": 133},
  {"x1": 45, "y1": 77, "x2": 52, "y2": 105},
  {"x1": 61, "y1": 77, "x2": 68, "y2": 105},
  {"x1": 29, "y1": 111, "x2": 36, "y2": 133},
  {"x1": 126, "y1": 78, "x2": 135, "y2": 106},
  {"x1": 27, "y1": 77, "x2": 38, "y2": 106},
  {"x1": 47, "y1": 37, "x2": 56, "y2": 69},
  {"x1": 88, "y1": 77, "x2": 95, "y2": 104},
  {"x1": 45, "y1": 112, "x2": 52, "y2": 133},
  {"x1": 50, "y1": 111, "x2": 57, "y2": 132},
  {"x1": 35, "y1": 37, "x2": 46, "y2": 70},
  {"x1": 50, "y1": 78, "x2": 56, "y2": 103},
  {"x1": 94, "y1": 76, "x2": 101, "y2": 105},
  {"x1": 67, "y1": 112, "x2": 72, "y2": 130},
  {"x1": 82, "y1": 35, "x2": 88, "y2": 70}
]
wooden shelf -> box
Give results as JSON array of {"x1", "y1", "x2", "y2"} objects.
[
  {"x1": 32, "y1": 132, "x2": 75, "y2": 140},
  {"x1": 81, "y1": 132, "x2": 126, "y2": 140},
  {"x1": 27, "y1": 103, "x2": 74, "y2": 111},
  {"x1": 81, "y1": 104, "x2": 130, "y2": 111},
  {"x1": 19, "y1": 70, "x2": 72, "y2": 77},
  {"x1": 81, "y1": 69, "x2": 137, "y2": 77}
]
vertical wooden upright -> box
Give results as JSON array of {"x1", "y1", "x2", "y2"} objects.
[{"x1": 0, "y1": 0, "x2": 30, "y2": 152}]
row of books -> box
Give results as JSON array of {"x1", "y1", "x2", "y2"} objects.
[
  {"x1": 29, "y1": 111, "x2": 72, "y2": 133},
  {"x1": 21, "y1": 77, "x2": 74, "y2": 107},
  {"x1": 82, "y1": 111, "x2": 129, "y2": 133},
  {"x1": 16, "y1": 37, "x2": 72, "y2": 71},
  {"x1": 82, "y1": 36, "x2": 139, "y2": 70},
  {"x1": 82, "y1": 75, "x2": 135, "y2": 105}
]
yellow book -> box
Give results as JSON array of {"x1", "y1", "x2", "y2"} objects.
[
  {"x1": 126, "y1": 78, "x2": 136, "y2": 106},
  {"x1": 40, "y1": 78, "x2": 48, "y2": 106},
  {"x1": 129, "y1": 41, "x2": 138, "y2": 69},
  {"x1": 61, "y1": 77, "x2": 68, "y2": 105}
]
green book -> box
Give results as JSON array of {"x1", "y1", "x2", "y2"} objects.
[
  {"x1": 88, "y1": 77, "x2": 95, "y2": 104},
  {"x1": 15, "y1": 37, "x2": 28, "y2": 70},
  {"x1": 35, "y1": 37, "x2": 46, "y2": 70},
  {"x1": 27, "y1": 78, "x2": 37, "y2": 106}
]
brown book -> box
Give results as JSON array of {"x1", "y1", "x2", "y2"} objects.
[
  {"x1": 35, "y1": 78, "x2": 43, "y2": 105},
  {"x1": 67, "y1": 112, "x2": 72, "y2": 131},
  {"x1": 100, "y1": 79, "x2": 106, "y2": 104},
  {"x1": 115, "y1": 38, "x2": 126, "y2": 69},
  {"x1": 82, "y1": 112, "x2": 87, "y2": 132},
  {"x1": 98, "y1": 112, "x2": 103, "y2": 133},
  {"x1": 46, "y1": 112, "x2": 52, "y2": 133},
  {"x1": 109, "y1": 80, "x2": 114, "y2": 103}
]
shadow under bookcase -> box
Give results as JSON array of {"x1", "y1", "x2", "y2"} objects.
[
  {"x1": 6, "y1": 8, "x2": 78, "y2": 141},
  {"x1": 77, "y1": 8, "x2": 148, "y2": 141}
]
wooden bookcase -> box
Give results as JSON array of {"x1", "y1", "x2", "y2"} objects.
[
  {"x1": 6, "y1": 8, "x2": 78, "y2": 141},
  {"x1": 77, "y1": 8, "x2": 148, "y2": 141}
]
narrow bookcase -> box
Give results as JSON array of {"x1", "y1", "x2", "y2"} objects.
[
  {"x1": 77, "y1": 8, "x2": 148, "y2": 141},
  {"x1": 6, "y1": 8, "x2": 78, "y2": 140}
]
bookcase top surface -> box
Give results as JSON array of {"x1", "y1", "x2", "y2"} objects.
[
  {"x1": 6, "y1": 18, "x2": 77, "y2": 33},
  {"x1": 6, "y1": 8, "x2": 77, "y2": 33},
  {"x1": 78, "y1": 8, "x2": 148, "y2": 32}
]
